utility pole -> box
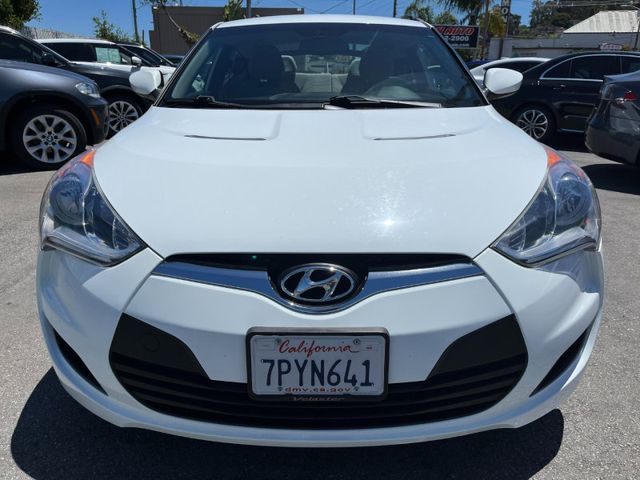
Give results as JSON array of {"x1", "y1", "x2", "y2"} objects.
[
  {"x1": 247, "y1": 0, "x2": 252, "y2": 18},
  {"x1": 393, "y1": 0, "x2": 397, "y2": 17},
  {"x1": 353, "y1": 0, "x2": 356, "y2": 14},
  {"x1": 131, "y1": 0, "x2": 140, "y2": 43}
]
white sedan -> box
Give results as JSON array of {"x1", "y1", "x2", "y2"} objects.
[{"x1": 36, "y1": 15, "x2": 602, "y2": 447}]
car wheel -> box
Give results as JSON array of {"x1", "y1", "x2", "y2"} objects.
[
  {"x1": 514, "y1": 106, "x2": 556, "y2": 143},
  {"x1": 105, "y1": 94, "x2": 142, "y2": 137},
  {"x1": 9, "y1": 104, "x2": 87, "y2": 170}
]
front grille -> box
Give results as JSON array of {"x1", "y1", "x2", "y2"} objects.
[{"x1": 110, "y1": 315, "x2": 527, "y2": 429}]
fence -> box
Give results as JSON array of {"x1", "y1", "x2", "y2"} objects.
[{"x1": 20, "y1": 26, "x2": 89, "y2": 40}]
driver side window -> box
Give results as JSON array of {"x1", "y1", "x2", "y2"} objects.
[{"x1": 0, "y1": 34, "x2": 44, "y2": 64}]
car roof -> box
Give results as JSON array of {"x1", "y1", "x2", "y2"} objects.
[
  {"x1": 38, "y1": 38, "x2": 115, "y2": 45},
  {"x1": 489, "y1": 57, "x2": 550, "y2": 63},
  {"x1": 0, "y1": 25, "x2": 18, "y2": 34},
  {"x1": 215, "y1": 14, "x2": 427, "y2": 30}
]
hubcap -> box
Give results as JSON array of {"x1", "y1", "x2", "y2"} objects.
[
  {"x1": 516, "y1": 109, "x2": 549, "y2": 140},
  {"x1": 22, "y1": 114, "x2": 77, "y2": 164},
  {"x1": 108, "y1": 100, "x2": 139, "y2": 134}
]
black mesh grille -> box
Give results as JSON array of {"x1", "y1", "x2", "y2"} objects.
[{"x1": 110, "y1": 315, "x2": 527, "y2": 429}]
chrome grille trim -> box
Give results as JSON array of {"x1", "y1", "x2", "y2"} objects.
[{"x1": 151, "y1": 261, "x2": 483, "y2": 314}]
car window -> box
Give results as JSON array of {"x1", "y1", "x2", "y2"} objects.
[
  {"x1": 122, "y1": 45, "x2": 156, "y2": 65},
  {"x1": 165, "y1": 23, "x2": 484, "y2": 108},
  {"x1": 46, "y1": 42, "x2": 95, "y2": 62},
  {"x1": 543, "y1": 60, "x2": 570, "y2": 79},
  {"x1": 94, "y1": 45, "x2": 132, "y2": 64},
  {"x1": 0, "y1": 34, "x2": 45, "y2": 63},
  {"x1": 124, "y1": 45, "x2": 172, "y2": 66},
  {"x1": 504, "y1": 61, "x2": 539, "y2": 73},
  {"x1": 620, "y1": 56, "x2": 640, "y2": 74},
  {"x1": 570, "y1": 55, "x2": 619, "y2": 80}
]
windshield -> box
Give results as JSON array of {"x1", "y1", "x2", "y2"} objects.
[{"x1": 162, "y1": 22, "x2": 484, "y2": 108}]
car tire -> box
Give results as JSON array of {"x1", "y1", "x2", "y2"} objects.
[
  {"x1": 104, "y1": 93, "x2": 142, "y2": 137},
  {"x1": 9, "y1": 104, "x2": 87, "y2": 170},
  {"x1": 513, "y1": 105, "x2": 556, "y2": 143}
]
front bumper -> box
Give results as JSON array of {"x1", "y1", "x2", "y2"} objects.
[{"x1": 37, "y1": 246, "x2": 603, "y2": 447}]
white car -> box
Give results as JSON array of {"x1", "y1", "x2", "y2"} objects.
[
  {"x1": 471, "y1": 57, "x2": 550, "y2": 86},
  {"x1": 37, "y1": 15, "x2": 603, "y2": 447},
  {"x1": 36, "y1": 38, "x2": 175, "y2": 85}
]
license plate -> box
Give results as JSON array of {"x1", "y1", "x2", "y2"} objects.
[{"x1": 247, "y1": 329, "x2": 389, "y2": 401}]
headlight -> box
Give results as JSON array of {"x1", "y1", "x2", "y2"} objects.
[
  {"x1": 39, "y1": 150, "x2": 144, "y2": 265},
  {"x1": 75, "y1": 82, "x2": 101, "y2": 98},
  {"x1": 493, "y1": 148, "x2": 601, "y2": 266}
]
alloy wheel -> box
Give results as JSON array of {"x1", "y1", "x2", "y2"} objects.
[
  {"x1": 108, "y1": 100, "x2": 140, "y2": 134},
  {"x1": 22, "y1": 114, "x2": 77, "y2": 164},
  {"x1": 516, "y1": 109, "x2": 549, "y2": 140}
]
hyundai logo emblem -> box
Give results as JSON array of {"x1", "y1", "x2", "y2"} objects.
[{"x1": 279, "y1": 264, "x2": 358, "y2": 304}]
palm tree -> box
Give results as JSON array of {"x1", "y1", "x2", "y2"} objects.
[{"x1": 403, "y1": 0, "x2": 435, "y2": 23}]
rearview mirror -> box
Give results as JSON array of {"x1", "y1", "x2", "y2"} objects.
[
  {"x1": 130, "y1": 69, "x2": 162, "y2": 96},
  {"x1": 131, "y1": 55, "x2": 142, "y2": 67},
  {"x1": 483, "y1": 68, "x2": 523, "y2": 99}
]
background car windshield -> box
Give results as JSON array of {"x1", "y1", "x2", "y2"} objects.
[{"x1": 165, "y1": 23, "x2": 483, "y2": 107}]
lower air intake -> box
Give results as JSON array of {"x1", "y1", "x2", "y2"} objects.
[{"x1": 110, "y1": 314, "x2": 527, "y2": 429}]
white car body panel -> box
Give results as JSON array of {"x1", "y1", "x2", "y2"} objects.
[
  {"x1": 35, "y1": 15, "x2": 604, "y2": 447},
  {"x1": 94, "y1": 105, "x2": 547, "y2": 258}
]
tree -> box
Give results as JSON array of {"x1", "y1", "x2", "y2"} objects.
[
  {"x1": 551, "y1": 12, "x2": 572, "y2": 29},
  {"x1": 93, "y1": 10, "x2": 132, "y2": 43},
  {"x1": 434, "y1": 10, "x2": 458, "y2": 25},
  {"x1": 478, "y1": 6, "x2": 506, "y2": 38},
  {"x1": 0, "y1": 0, "x2": 40, "y2": 30},
  {"x1": 142, "y1": 0, "x2": 200, "y2": 46},
  {"x1": 403, "y1": 0, "x2": 435, "y2": 23},
  {"x1": 223, "y1": 0, "x2": 244, "y2": 21},
  {"x1": 508, "y1": 13, "x2": 521, "y2": 36},
  {"x1": 438, "y1": 0, "x2": 482, "y2": 25}
]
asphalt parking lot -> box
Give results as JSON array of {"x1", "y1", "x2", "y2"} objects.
[{"x1": 0, "y1": 137, "x2": 639, "y2": 479}]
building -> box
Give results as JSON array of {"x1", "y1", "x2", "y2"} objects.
[
  {"x1": 149, "y1": 6, "x2": 303, "y2": 55},
  {"x1": 489, "y1": 10, "x2": 640, "y2": 59}
]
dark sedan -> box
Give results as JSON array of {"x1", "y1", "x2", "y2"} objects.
[
  {"x1": 0, "y1": 60, "x2": 108, "y2": 169},
  {"x1": 586, "y1": 71, "x2": 640, "y2": 166},
  {"x1": 492, "y1": 51, "x2": 640, "y2": 143}
]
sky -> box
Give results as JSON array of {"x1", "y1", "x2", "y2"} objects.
[{"x1": 27, "y1": 0, "x2": 533, "y2": 39}]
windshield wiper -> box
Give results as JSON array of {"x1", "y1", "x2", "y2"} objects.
[
  {"x1": 326, "y1": 95, "x2": 441, "y2": 109},
  {"x1": 163, "y1": 96, "x2": 253, "y2": 109}
]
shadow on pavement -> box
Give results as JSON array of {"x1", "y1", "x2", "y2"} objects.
[
  {"x1": 582, "y1": 163, "x2": 640, "y2": 196},
  {"x1": 0, "y1": 153, "x2": 32, "y2": 176},
  {"x1": 12, "y1": 370, "x2": 564, "y2": 480},
  {"x1": 546, "y1": 133, "x2": 589, "y2": 153}
]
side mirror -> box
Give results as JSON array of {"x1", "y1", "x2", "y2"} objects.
[
  {"x1": 42, "y1": 52, "x2": 58, "y2": 67},
  {"x1": 484, "y1": 68, "x2": 523, "y2": 99},
  {"x1": 130, "y1": 69, "x2": 162, "y2": 96},
  {"x1": 131, "y1": 55, "x2": 143, "y2": 67}
]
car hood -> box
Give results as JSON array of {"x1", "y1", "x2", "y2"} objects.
[
  {"x1": 94, "y1": 105, "x2": 547, "y2": 258},
  {"x1": 0, "y1": 59, "x2": 92, "y2": 82}
]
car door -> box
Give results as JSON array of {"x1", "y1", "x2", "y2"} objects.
[{"x1": 555, "y1": 55, "x2": 620, "y2": 131}]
